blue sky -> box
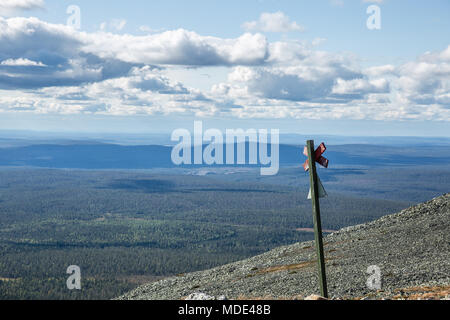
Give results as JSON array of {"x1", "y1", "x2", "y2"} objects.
[{"x1": 0, "y1": 0, "x2": 449, "y2": 136}]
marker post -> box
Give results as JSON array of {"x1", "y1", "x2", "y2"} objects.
[{"x1": 306, "y1": 140, "x2": 328, "y2": 298}]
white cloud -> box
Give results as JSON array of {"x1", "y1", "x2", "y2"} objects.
[
  {"x1": 85, "y1": 29, "x2": 270, "y2": 67},
  {"x1": 0, "y1": 17, "x2": 271, "y2": 76},
  {"x1": 1, "y1": 58, "x2": 46, "y2": 66},
  {"x1": 332, "y1": 78, "x2": 390, "y2": 95},
  {"x1": 364, "y1": 64, "x2": 396, "y2": 77},
  {"x1": 215, "y1": 47, "x2": 365, "y2": 103},
  {"x1": 209, "y1": 45, "x2": 450, "y2": 121},
  {"x1": 394, "y1": 46, "x2": 450, "y2": 107},
  {"x1": 0, "y1": 16, "x2": 448, "y2": 122},
  {"x1": 0, "y1": 0, "x2": 44, "y2": 16},
  {"x1": 0, "y1": 17, "x2": 143, "y2": 89},
  {"x1": 100, "y1": 19, "x2": 127, "y2": 32},
  {"x1": 242, "y1": 12, "x2": 304, "y2": 33}
]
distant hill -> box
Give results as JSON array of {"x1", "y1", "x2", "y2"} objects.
[
  {"x1": 117, "y1": 193, "x2": 450, "y2": 300},
  {"x1": 0, "y1": 142, "x2": 449, "y2": 169},
  {"x1": 2, "y1": 131, "x2": 450, "y2": 147}
]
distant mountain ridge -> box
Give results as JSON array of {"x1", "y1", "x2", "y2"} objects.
[
  {"x1": 2, "y1": 131, "x2": 450, "y2": 147},
  {"x1": 0, "y1": 142, "x2": 449, "y2": 169}
]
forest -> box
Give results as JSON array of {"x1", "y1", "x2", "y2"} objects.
[{"x1": 1, "y1": 164, "x2": 444, "y2": 299}]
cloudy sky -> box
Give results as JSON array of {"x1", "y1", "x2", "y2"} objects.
[{"x1": 0, "y1": 0, "x2": 449, "y2": 136}]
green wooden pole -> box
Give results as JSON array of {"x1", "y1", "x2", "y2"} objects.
[{"x1": 306, "y1": 140, "x2": 328, "y2": 298}]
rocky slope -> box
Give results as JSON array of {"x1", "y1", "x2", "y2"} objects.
[{"x1": 117, "y1": 193, "x2": 450, "y2": 300}]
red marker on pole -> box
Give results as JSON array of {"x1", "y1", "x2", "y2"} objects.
[{"x1": 303, "y1": 142, "x2": 329, "y2": 172}]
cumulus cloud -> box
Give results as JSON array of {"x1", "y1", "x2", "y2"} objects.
[
  {"x1": 1, "y1": 58, "x2": 46, "y2": 66},
  {"x1": 115, "y1": 66, "x2": 190, "y2": 95},
  {"x1": 364, "y1": 64, "x2": 396, "y2": 77},
  {"x1": 0, "y1": 16, "x2": 448, "y2": 122},
  {"x1": 394, "y1": 45, "x2": 450, "y2": 107},
  {"x1": 209, "y1": 45, "x2": 450, "y2": 121},
  {"x1": 242, "y1": 12, "x2": 304, "y2": 33},
  {"x1": 222, "y1": 66, "x2": 337, "y2": 102},
  {"x1": 214, "y1": 47, "x2": 366, "y2": 103},
  {"x1": 0, "y1": 0, "x2": 44, "y2": 16},
  {"x1": 1, "y1": 65, "x2": 209, "y2": 116},
  {"x1": 85, "y1": 29, "x2": 270, "y2": 66},
  {"x1": 0, "y1": 17, "x2": 144, "y2": 89},
  {"x1": 0, "y1": 16, "x2": 271, "y2": 90},
  {"x1": 332, "y1": 78, "x2": 390, "y2": 96}
]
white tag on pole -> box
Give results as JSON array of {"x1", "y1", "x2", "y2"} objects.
[{"x1": 308, "y1": 175, "x2": 328, "y2": 199}]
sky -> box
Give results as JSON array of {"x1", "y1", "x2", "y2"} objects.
[{"x1": 0, "y1": 0, "x2": 449, "y2": 136}]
